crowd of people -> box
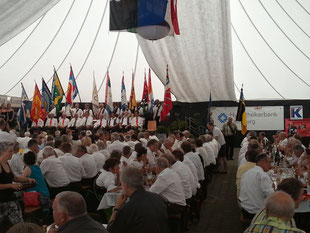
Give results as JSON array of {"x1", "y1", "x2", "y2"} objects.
[
  {"x1": 0, "y1": 111, "x2": 224, "y2": 233},
  {"x1": 237, "y1": 130, "x2": 310, "y2": 232},
  {"x1": 1, "y1": 102, "x2": 310, "y2": 233}
]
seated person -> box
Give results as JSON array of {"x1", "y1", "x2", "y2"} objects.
[
  {"x1": 49, "y1": 191, "x2": 108, "y2": 233},
  {"x1": 96, "y1": 158, "x2": 121, "y2": 192},
  {"x1": 130, "y1": 111, "x2": 144, "y2": 131},
  {"x1": 93, "y1": 114, "x2": 107, "y2": 129},
  {"x1": 80, "y1": 112, "x2": 93, "y2": 129},
  {"x1": 58, "y1": 113, "x2": 70, "y2": 129},
  {"x1": 119, "y1": 110, "x2": 131, "y2": 132},
  {"x1": 68, "y1": 113, "x2": 82, "y2": 129},
  {"x1": 22, "y1": 151, "x2": 50, "y2": 198},
  {"x1": 130, "y1": 147, "x2": 147, "y2": 170},
  {"x1": 107, "y1": 113, "x2": 119, "y2": 132}
]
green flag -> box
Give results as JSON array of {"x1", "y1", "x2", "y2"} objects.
[{"x1": 51, "y1": 69, "x2": 64, "y2": 114}]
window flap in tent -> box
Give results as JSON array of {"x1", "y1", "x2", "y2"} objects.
[
  {"x1": 0, "y1": 0, "x2": 61, "y2": 46},
  {"x1": 137, "y1": 0, "x2": 236, "y2": 102}
]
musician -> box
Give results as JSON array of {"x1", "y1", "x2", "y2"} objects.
[
  {"x1": 80, "y1": 111, "x2": 93, "y2": 129},
  {"x1": 83, "y1": 104, "x2": 93, "y2": 117},
  {"x1": 107, "y1": 112, "x2": 119, "y2": 132},
  {"x1": 58, "y1": 113, "x2": 70, "y2": 129},
  {"x1": 60, "y1": 105, "x2": 72, "y2": 118},
  {"x1": 97, "y1": 103, "x2": 105, "y2": 119},
  {"x1": 131, "y1": 111, "x2": 144, "y2": 131},
  {"x1": 68, "y1": 113, "x2": 81, "y2": 129},
  {"x1": 119, "y1": 110, "x2": 131, "y2": 132},
  {"x1": 71, "y1": 103, "x2": 83, "y2": 118},
  {"x1": 45, "y1": 112, "x2": 58, "y2": 134},
  {"x1": 93, "y1": 114, "x2": 107, "y2": 129}
]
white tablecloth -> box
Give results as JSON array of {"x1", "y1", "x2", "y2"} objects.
[{"x1": 97, "y1": 192, "x2": 121, "y2": 210}]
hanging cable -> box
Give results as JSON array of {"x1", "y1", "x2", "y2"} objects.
[
  {"x1": 75, "y1": 0, "x2": 108, "y2": 80},
  {"x1": 231, "y1": 24, "x2": 285, "y2": 99},
  {"x1": 295, "y1": 0, "x2": 310, "y2": 16},
  {"x1": 238, "y1": 0, "x2": 310, "y2": 88},
  {"x1": 46, "y1": 0, "x2": 95, "y2": 84},
  {"x1": 275, "y1": 0, "x2": 310, "y2": 39},
  {"x1": 97, "y1": 32, "x2": 121, "y2": 92},
  {"x1": 4, "y1": 0, "x2": 76, "y2": 95},
  {"x1": 0, "y1": 15, "x2": 47, "y2": 69},
  {"x1": 258, "y1": 0, "x2": 310, "y2": 60}
]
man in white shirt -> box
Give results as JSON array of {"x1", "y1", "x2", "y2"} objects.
[
  {"x1": 152, "y1": 99, "x2": 162, "y2": 126},
  {"x1": 130, "y1": 111, "x2": 144, "y2": 130},
  {"x1": 239, "y1": 153, "x2": 274, "y2": 220},
  {"x1": 80, "y1": 111, "x2": 93, "y2": 129},
  {"x1": 16, "y1": 132, "x2": 32, "y2": 149},
  {"x1": 181, "y1": 141, "x2": 205, "y2": 181},
  {"x1": 161, "y1": 153, "x2": 192, "y2": 200},
  {"x1": 49, "y1": 102, "x2": 57, "y2": 116},
  {"x1": 93, "y1": 114, "x2": 107, "y2": 130},
  {"x1": 71, "y1": 103, "x2": 83, "y2": 118},
  {"x1": 89, "y1": 144, "x2": 106, "y2": 172},
  {"x1": 68, "y1": 113, "x2": 82, "y2": 129},
  {"x1": 40, "y1": 146, "x2": 70, "y2": 198},
  {"x1": 119, "y1": 110, "x2": 131, "y2": 132},
  {"x1": 202, "y1": 135, "x2": 217, "y2": 166},
  {"x1": 146, "y1": 139, "x2": 159, "y2": 168},
  {"x1": 75, "y1": 145, "x2": 97, "y2": 185},
  {"x1": 161, "y1": 138, "x2": 173, "y2": 154},
  {"x1": 83, "y1": 103, "x2": 93, "y2": 117},
  {"x1": 31, "y1": 118, "x2": 44, "y2": 129},
  {"x1": 45, "y1": 113, "x2": 58, "y2": 128},
  {"x1": 60, "y1": 105, "x2": 72, "y2": 118},
  {"x1": 59, "y1": 142, "x2": 86, "y2": 192},
  {"x1": 150, "y1": 157, "x2": 186, "y2": 207},
  {"x1": 107, "y1": 132, "x2": 126, "y2": 154},
  {"x1": 58, "y1": 113, "x2": 70, "y2": 129},
  {"x1": 97, "y1": 103, "x2": 105, "y2": 119},
  {"x1": 107, "y1": 112, "x2": 119, "y2": 132},
  {"x1": 207, "y1": 122, "x2": 227, "y2": 173},
  {"x1": 8, "y1": 142, "x2": 24, "y2": 176}
]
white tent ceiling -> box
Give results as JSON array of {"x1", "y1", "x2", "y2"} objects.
[{"x1": 0, "y1": 0, "x2": 310, "y2": 102}]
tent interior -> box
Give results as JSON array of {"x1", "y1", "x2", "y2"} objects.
[{"x1": 1, "y1": 0, "x2": 310, "y2": 103}]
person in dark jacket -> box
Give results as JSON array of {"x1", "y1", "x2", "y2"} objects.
[
  {"x1": 48, "y1": 191, "x2": 108, "y2": 233},
  {"x1": 107, "y1": 166, "x2": 169, "y2": 233}
]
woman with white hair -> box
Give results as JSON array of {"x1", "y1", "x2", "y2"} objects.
[{"x1": 0, "y1": 139, "x2": 36, "y2": 227}]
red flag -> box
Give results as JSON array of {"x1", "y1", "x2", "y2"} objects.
[
  {"x1": 141, "y1": 71, "x2": 149, "y2": 103},
  {"x1": 161, "y1": 65, "x2": 173, "y2": 121},
  {"x1": 30, "y1": 84, "x2": 42, "y2": 124},
  {"x1": 171, "y1": 0, "x2": 180, "y2": 35}
]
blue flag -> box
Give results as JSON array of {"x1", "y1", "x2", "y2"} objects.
[{"x1": 42, "y1": 78, "x2": 52, "y2": 118}]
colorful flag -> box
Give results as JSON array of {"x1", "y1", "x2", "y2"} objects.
[
  {"x1": 110, "y1": 0, "x2": 168, "y2": 30},
  {"x1": 148, "y1": 68, "x2": 154, "y2": 113},
  {"x1": 51, "y1": 68, "x2": 64, "y2": 114},
  {"x1": 19, "y1": 83, "x2": 29, "y2": 128},
  {"x1": 41, "y1": 78, "x2": 52, "y2": 120},
  {"x1": 121, "y1": 73, "x2": 127, "y2": 111},
  {"x1": 206, "y1": 92, "x2": 212, "y2": 124},
  {"x1": 66, "y1": 65, "x2": 79, "y2": 105},
  {"x1": 92, "y1": 74, "x2": 99, "y2": 117},
  {"x1": 236, "y1": 87, "x2": 247, "y2": 135},
  {"x1": 129, "y1": 72, "x2": 137, "y2": 114},
  {"x1": 105, "y1": 71, "x2": 114, "y2": 114},
  {"x1": 161, "y1": 65, "x2": 173, "y2": 121},
  {"x1": 141, "y1": 70, "x2": 149, "y2": 115},
  {"x1": 30, "y1": 84, "x2": 42, "y2": 123}
]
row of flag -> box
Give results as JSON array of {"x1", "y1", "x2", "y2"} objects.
[{"x1": 19, "y1": 65, "x2": 173, "y2": 128}]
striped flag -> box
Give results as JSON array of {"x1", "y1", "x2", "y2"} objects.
[
  {"x1": 129, "y1": 72, "x2": 137, "y2": 115},
  {"x1": 148, "y1": 68, "x2": 154, "y2": 113},
  {"x1": 141, "y1": 70, "x2": 149, "y2": 115},
  {"x1": 105, "y1": 71, "x2": 114, "y2": 114},
  {"x1": 41, "y1": 78, "x2": 52, "y2": 120},
  {"x1": 121, "y1": 73, "x2": 127, "y2": 111},
  {"x1": 66, "y1": 65, "x2": 79, "y2": 105},
  {"x1": 236, "y1": 87, "x2": 247, "y2": 135},
  {"x1": 161, "y1": 65, "x2": 173, "y2": 121},
  {"x1": 51, "y1": 68, "x2": 64, "y2": 114},
  {"x1": 30, "y1": 84, "x2": 42, "y2": 124}
]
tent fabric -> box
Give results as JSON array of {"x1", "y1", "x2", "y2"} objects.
[
  {"x1": 0, "y1": 0, "x2": 61, "y2": 46},
  {"x1": 137, "y1": 0, "x2": 236, "y2": 102}
]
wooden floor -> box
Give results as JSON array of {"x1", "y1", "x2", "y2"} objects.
[{"x1": 188, "y1": 149, "x2": 245, "y2": 233}]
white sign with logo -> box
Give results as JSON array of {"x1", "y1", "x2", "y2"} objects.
[
  {"x1": 211, "y1": 106, "x2": 284, "y2": 131},
  {"x1": 290, "y1": 105, "x2": 303, "y2": 120}
]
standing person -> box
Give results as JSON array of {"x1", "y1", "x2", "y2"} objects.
[
  {"x1": 222, "y1": 117, "x2": 237, "y2": 160},
  {"x1": 6, "y1": 103, "x2": 15, "y2": 131},
  {"x1": 0, "y1": 140, "x2": 36, "y2": 228},
  {"x1": 207, "y1": 122, "x2": 227, "y2": 173},
  {"x1": 153, "y1": 100, "x2": 162, "y2": 126}
]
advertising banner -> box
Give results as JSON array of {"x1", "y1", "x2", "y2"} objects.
[
  {"x1": 285, "y1": 118, "x2": 310, "y2": 137},
  {"x1": 211, "y1": 106, "x2": 284, "y2": 131}
]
